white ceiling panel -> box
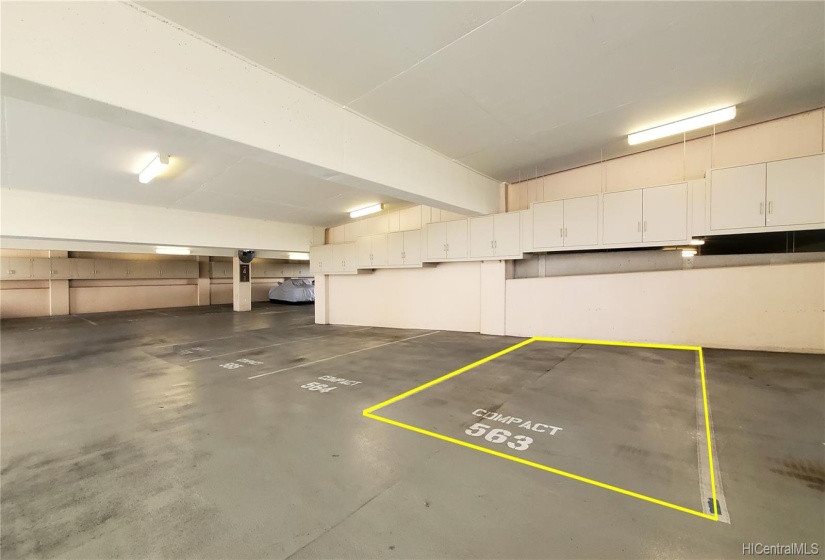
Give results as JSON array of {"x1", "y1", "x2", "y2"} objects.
[
  {"x1": 1, "y1": 78, "x2": 409, "y2": 226},
  {"x1": 138, "y1": 1, "x2": 825, "y2": 183},
  {"x1": 136, "y1": 0, "x2": 517, "y2": 105}
]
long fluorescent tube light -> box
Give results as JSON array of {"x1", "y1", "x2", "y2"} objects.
[
  {"x1": 628, "y1": 106, "x2": 736, "y2": 146},
  {"x1": 681, "y1": 249, "x2": 697, "y2": 258},
  {"x1": 139, "y1": 153, "x2": 170, "y2": 184},
  {"x1": 288, "y1": 252, "x2": 310, "y2": 261},
  {"x1": 156, "y1": 247, "x2": 190, "y2": 255},
  {"x1": 349, "y1": 203, "x2": 383, "y2": 218},
  {"x1": 689, "y1": 239, "x2": 705, "y2": 246}
]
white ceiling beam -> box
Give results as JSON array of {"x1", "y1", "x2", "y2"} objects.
[
  {"x1": 0, "y1": 190, "x2": 317, "y2": 252},
  {"x1": 0, "y1": 1, "x2": 501, "y2": 216}
]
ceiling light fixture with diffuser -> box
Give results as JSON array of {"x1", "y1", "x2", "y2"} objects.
[
  {"x1": 628, "y1": 106, "x2": 736, "y2": 146},
  {"x1": 156, "y1": 246, "x2": 190, "y2": 255},
  {"x1": 349, "y1": 203, "x2": 383, "y2": 218},
  {"x1": 139, "y1": 153, "x2": 170, "y2": 184}
]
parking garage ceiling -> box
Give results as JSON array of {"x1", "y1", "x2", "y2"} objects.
[{"x1": 137, "y1": 1, "x2": 825, "y2": 183}]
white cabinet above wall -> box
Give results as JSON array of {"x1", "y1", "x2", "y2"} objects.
[
  {"x1": 425, "y1": 219, "x2": 469, "y2": 261},
  {"x1": 310, "y1": 243, "x2": 358, "y2": 274},
  {"x1": 356, "y1": 234, "x2": 388, "y2": 269},
  {"x1": 766, "y1": 154, "x2": 825, "y2": 227},
  {"x1": 469, "y1": 212, "x2": 522, "y2": 259},
  {"x1": 710, "y1": 163, "x2": 767, "y2": 231},
  {"x1": 387, "y1": 230, "x2": 422, "y2": 267},
  {"x1": 533, "y1": 196, "x2": 599, "y2": 251},
  {"x1": 710, "y1": 154, "x2": 825, "y2": 234},
  {"x1": 642, "y1": 182, "x2": 688, "y2": 243}
]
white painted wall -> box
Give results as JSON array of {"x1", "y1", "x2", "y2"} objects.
[
  {"x1": 327, "y1": 263, "x2": 481, "y2": 332},
  {"x1": 505, "y1": 263, "x2": 825, "y2": 353},
  {"x1": 0, "y1": 190, "x2": 314, "y2": 251},
  {"x1": 1, "y1": 1, "x2": 500, "y2": 215}
]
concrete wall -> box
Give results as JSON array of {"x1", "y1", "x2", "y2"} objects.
[
  {"x1": 508, "y1": 109, "x2": 825, "y2": 209},
  {"x1": 505, "y1": 262, "x2": 825, "y2": 353},
  {"x1": 0, "y1": 280, "x2": 50, "y2": 318},
  {"x1": 327, "y1": 263, "x2": 482, "y2": 332},
  {"x1": 70, "y1": 281, "x2": 198, "y2": 314},
  {"x1": 322, "y1": 259, "x2": 823, "y2": 353}
]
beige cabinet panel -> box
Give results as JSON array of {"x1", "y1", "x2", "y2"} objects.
[
  {"x1": 129, "y1": 260, "x2": 161, "y2": 279},
  {"x1": 1, "y1": 257, "x2": 31, "y2": 279},
  {"x1": 210, "y1": 261, "x2": 232, "y2": 278},
  {"x1": 493, "y1": 212, "x2": 521, "y2": 257},
  {"x1": 387, "y1": 231, "x2": 405, "y2": 266},
  {"x1": 469, "y1": 216, "x2": 495, "y2": 258},
  {"x1": 766, "y1": 154, "x2": 825, "y2": 227},
  {"x1": 563, "y1": 196, "x2": 599, "y2": 247},
  {"x1": 643, "y1": 183, "x2": 688, "y2": 242},
  {"x1": 310, "y1": 245, "x2": 333, "y2": 273},
  {"x1": 710, "y1": 163, "x2": 766, "y2": 230},
  {"x1": 533, "y1": 201, "x2": 564, "y2": 249},
  {"x1": 445, "y1": 219, "x2": 469, "y2": 259},
  {"x1": 402, "y1": 230, "x2": 422, "y2": 265},
  {"x1": 50, "y1": 258, "x2": 74, "y2": 279},
  {"x1": 603, "y1": 190, "x2": 643, "y2": 245},
  {"x1": 74, "y1": 259, "x2": 96, "y2": 279},
  {"x1": 388, "y1": 212, "x2": 401, "y2": 233},
  {"x1": 31, "y1": 258, "x2": 52, "y2": 279},
  {"x1": 426, "y1": 222, "x2": 447, "y2": 260},
  {"x1": 332, "y1": 243, "x2": 356, "y2": 272}
]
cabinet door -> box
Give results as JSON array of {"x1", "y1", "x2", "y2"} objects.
[
  {"x1": 75, "y1": 259, "x2": 96, "y2": 279},
  {"x1": 399, "y1": 207, "x2": 422, "y2": 231},
  {"x1": 0, "y1": 257, "x2": 9, "y2": 280},
  {"x1": 160, "y1": 261, "x2": 187, "y2": 278},
  {"x1": 426, "y1": 222, "x2": 447, "y2": 259},
  {"x1": 50, "y1": 258, "x2": 74, "y2": 279},
  {"x1": 493, "y1": 212, "x2": 521, "y2": 257},
  {"x1": 766, "y1": 154, "x2": 825, "y2": 227},
  {"x1": 563, "y1": 196, "x2": 598, "y2": 247},
  {"x1": 469, "y1": 216, "x2": 495, "y2": 258},
  {"x1": 31, "y1": 258, "x2": 52, "y2": 279},
  {"x1": 371, "y1": 234, "x2": 388, "y2": 267},
  {"x1": 356, "y1": 237, "x2": 373, "y2": 268},
  {"x1": 333, "y1": 243, "x2": 355, "y2": 272},
  {"x1": 643, "y1": 183, "x2": 688, "y2": 242},
  {"x1": 310, "y1": 245, "x2": 329, "y2": 273},
  {"x1": 603, "y1": 190, "x2": 642, "y2": 245},
  {"x1": 446, "y1": 220, "x2": 469, "y2": 259},
  {"x1": 710, "y1": 163, "x2": 766, "y2": 230},
  {"x1": 532, "y1": 201, "x2": 564, "y2": 249},
  {"x1": 130, "y1": 260, "x2": 161, "y2": 279},
  {"x1": 5, "y1": 257, "x2": 31, "y2": 279},
  {"x1": 387, "y1": 232, "x2": 405, "y2": 266},
  {"x1": 402, "y1": 230, "x2": 422, "y2": 265}
]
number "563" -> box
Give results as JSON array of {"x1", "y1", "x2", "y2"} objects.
[{"x1": 465, "y1": 423, "x2": 533, "y2": 451}]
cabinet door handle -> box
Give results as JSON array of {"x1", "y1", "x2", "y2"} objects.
[
  {"x1": 560, "y1": 228, "x2": 563, "y2": 238},
  {"x1": 564, "y1": 228, "x2": 568, "y2": 237},
  {"x1": 446, "y1": 244, "x2": 449, "y2": 252},
  {"x1": 759, "y1": 202, "x2": 764, "y2": 215},
  {"x1": 768, "y1": 201, "x2": 773, "y2": 214}
]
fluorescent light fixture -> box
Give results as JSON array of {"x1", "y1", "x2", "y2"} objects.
[
  {"x1": 156, "y1": 246, "x2": 190, "y2": 255},
  {"x1": 681, "y1": 249, "x2": 697, "y2": 258},
  {"x1": 628, "y1": 106, "x2": 736, "y2": 146},
  {"x1": 139, "y1": 153, "x2": 170, "y2": 184},
  {"x1": 689, "y1": 239, "x2": 706, "y2": 246},
  {"x1": 349, "y1": 203, "x2": 383, "y2": 218},
  {"x1": 288, "y1": 252, "x2": 310, "y2": 261}
]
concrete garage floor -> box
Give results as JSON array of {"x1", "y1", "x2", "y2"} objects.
[{"x1": 1, "y1": 303, "x2": 823, "y2": 559}]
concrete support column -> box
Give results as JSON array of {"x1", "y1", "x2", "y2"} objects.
[
  {"x1": 480, "y1": 260, "x2": 507, "y2": 336},
  {"x1": 48, "y1": 250, "x2": 69, "y2": 316},
  {"x1": 314, "y1": 274, "x2": 329, "y2": 325},
  {"x1": 197, "y1": 256, "x2": 210, "y2": 306},
  {"x1": 232, "y1": 256, "x2": 251, "y2": 312}
]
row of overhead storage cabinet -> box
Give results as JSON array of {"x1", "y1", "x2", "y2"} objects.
[
  {"x1": 0, "y1": 258, "x2": 199, "y2": 280},
  {"x1": 210, "y1": 261, "x2": 310, "y2": 278},
  {"x1": 310, "y1": 153, "x2": 824, "y2": 273}
]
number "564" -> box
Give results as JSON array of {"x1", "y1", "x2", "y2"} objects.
[{"x1": 465, "y1": 423, "x2": 533, "y2": 451}]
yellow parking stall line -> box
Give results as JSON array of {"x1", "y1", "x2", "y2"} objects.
[{"x1": 363, "y1": 336, "x2": 720, "y2": 522}]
